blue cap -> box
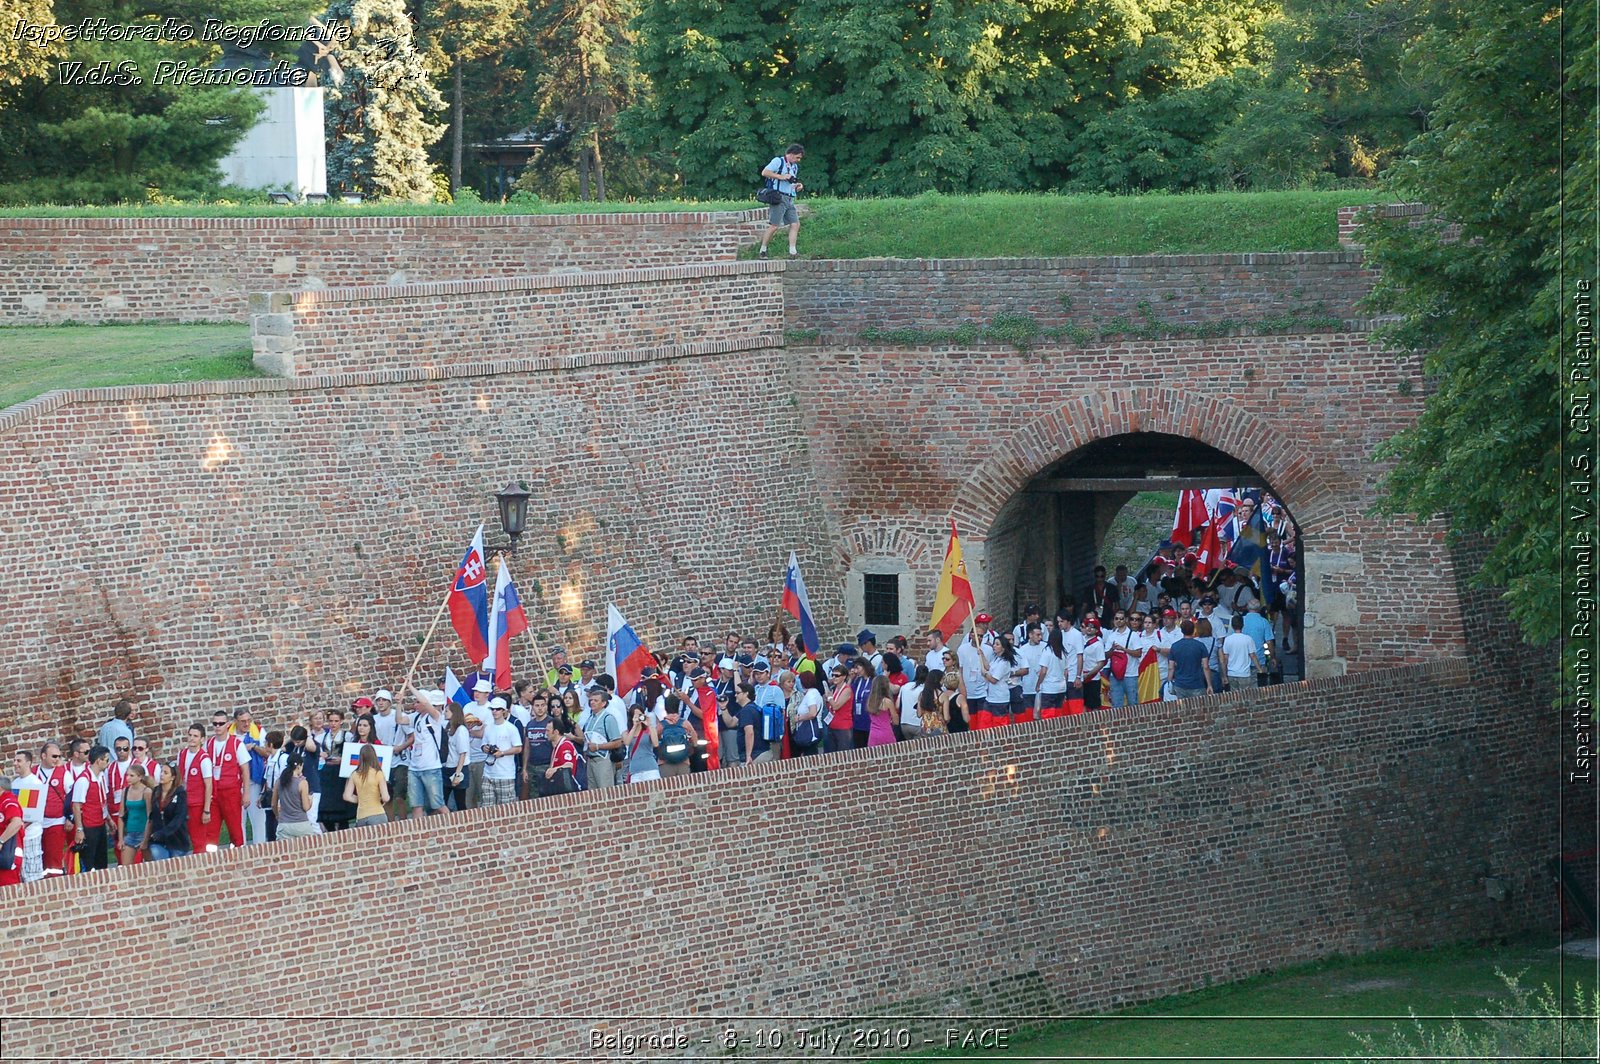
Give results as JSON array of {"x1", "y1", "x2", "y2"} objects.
[{"x1": 856, "y1": 629, "x2": 876, "y2": 645}]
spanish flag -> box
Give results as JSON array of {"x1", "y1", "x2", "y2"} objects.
[
  {"x1": 1137, "y1": 646, "x2": 1163, "y2": 704},
  {"x1": 929, "y1": 519, "x2": 976, "y2": 639}
]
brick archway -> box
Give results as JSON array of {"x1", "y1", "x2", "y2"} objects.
[{"x1": 948, "y1": 386, "x2": 1356, "y2": 538}]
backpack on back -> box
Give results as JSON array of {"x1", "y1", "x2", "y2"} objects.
[{"x1": 659, "y1": 720, "x2": 691, "y2": 764}]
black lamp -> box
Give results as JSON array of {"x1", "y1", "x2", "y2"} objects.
[{"x1": 494, "y1": 481, "x2": 531, "y2": 552}]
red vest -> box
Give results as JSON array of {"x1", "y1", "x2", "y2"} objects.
[
  {"x1": 179, "y1": 748, "x2": 211, "y2": 797},
  {"x1": 76, "y1": 773, "x2": 107, "y2": 829},
  {"x1": 207, "y1": 735, "x2": 244, "y2": 789},
  {"x1": 42, "y1": 764, "x2": 72, "y2": 819},
  {"x1": 105, "y1": 760, "x2": 129, "y2": 816}
]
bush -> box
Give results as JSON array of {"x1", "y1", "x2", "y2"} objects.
[{"x1": 1349, "y1": 973, "x2": 1596, "y2": 1063}]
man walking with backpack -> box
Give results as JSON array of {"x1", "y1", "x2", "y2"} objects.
[{"x1": 757, "y1": 143, "x2": 805, "y2": 260}]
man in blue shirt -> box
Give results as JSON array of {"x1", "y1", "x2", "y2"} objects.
[
  {"x1": 1166, "y1": 620, "x2": 1214, "y2": 699},
  {"x1": 757, "y1": 143, "x2": 806, "y2": 259},
  {"x1": 1241, "y1": 602, "x2": 1276, "y2": 687}
]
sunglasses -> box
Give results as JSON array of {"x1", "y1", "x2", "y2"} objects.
[{"x1": 212, "y1": 721, "x2": 228, "y2": 727}]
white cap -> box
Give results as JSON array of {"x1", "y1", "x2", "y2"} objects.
[
  {"x1": 718, "y1": 657, "x2": 736, "y2": 670},
  {"x1": 427, "y1": 690, "x2": 448, "y2": 707},
  {"x1": 472, "y1": 678, "x2": 493, "y2": 693},
  {"x1": 374, "y1": 688, "x2": 393, "y2": 702},
  {"x1": 488, "y1": 696, "x2": 507, "y2": 710}
]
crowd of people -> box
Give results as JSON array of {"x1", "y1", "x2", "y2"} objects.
[{"x1": 1, "y1": 541, "x2": 1292, "y2": 887}]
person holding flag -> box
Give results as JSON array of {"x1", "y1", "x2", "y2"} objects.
[
  {"x1": 447, "y1": 524, "x2": 492, "y2": 665},
  {"x1": 781, "y1": 552, "x2": 821, "y2": 658},
  {"x1": 484, "y1": 558, "x2": 529, "y2": 692},
  {"x1": 929, "y1": 520, "x2": 976, "y2": 641}
]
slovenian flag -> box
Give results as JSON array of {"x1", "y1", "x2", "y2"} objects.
[
  {"x1": 447, "y1": 524, "x2": 492, "y2": 665},
  {"x1": 605, "y1": 604, "x2": 656, "y2": 698},
  {"x1": 484, "y1": 557, "x2": 530, "y2": 691},
  {"x1": 443, "y1": 667, "x2": 472, "y2": 708},
  {"x1": 780, "y1": 551, "x2": 820, "y2": 656}
]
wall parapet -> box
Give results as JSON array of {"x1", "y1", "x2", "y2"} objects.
[
  {"x1": 250, "y1": 260, "x2": 787, "y2": 377},
  {"x1": 782, "y1": 253, "x2": 1377, "y2": 345},
  {"x1": 0, "y1": 210, "x2": 767, "y2": 324},
  {"x1": 0, "y1": 657, "x2": 1556, "y2": 1061}
]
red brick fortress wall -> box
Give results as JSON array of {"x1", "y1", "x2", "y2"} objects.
[
  {"x1": 251, "y1": 261, "x2": 786, "y2": 377},
  {"x1": 0, "y1": 210, "x2": 767, "y2": 324},
  {"x1": 781, "y1": 254, "x2": 1377, "y2": 344},
  {"x1": 789, "y1": 333, "x2": 1458, "y2": 676},
  {"x1": 0, "y1": 660, "x2": 1555, "y2": 1059},
  {"x1": 0, "y1": 344, "x2": 844, "y2": 750}
]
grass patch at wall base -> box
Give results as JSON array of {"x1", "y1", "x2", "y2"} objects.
[{"x1": 0, "y1": 323, "x2": 260, "y2": 410}]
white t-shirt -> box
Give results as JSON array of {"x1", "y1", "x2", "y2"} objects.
[
  {"x1": 985, "y1": 652, "x2": 1016, "y2": 693},
  {"x1": 924, "y1": 647, "x2": 947, "y2": 673},
  {"x1": 1217, "y1": 583, "x2": 1256, "y2": 615},
  {"x1": 898, "y1": 682, "x2": 924, "y2": 727},
  {"x1": 480, "y1": 721, "x2": 520, "y2": 780},
  {"x1": 796, "y1": 688, "x2": 825, "y2": 724},
  {"x1": 958, "y1": 638, "x2": 989, "y2": 702},
  {"x1": 1061, "y1": 627, "x2": 1086, "y2": 683},
  {"x1": 1154, "y1": 625, "x2": 1183, "y2": 682},
  {"x1": 409, "y1": 715, "x2": 444, "y2": 771},
  {"x1": 1082, "y1": 635, "x2": 1106, "y2": 680},
  {"x1": 1113, "y1": 577, "x2": 1138, "y2": 611},
  {"x1": 1222, "y1": 632, "x2": 1258, "y2": 677},
  {"x1": 373, "y1": 711, "x2": 412, "y2": 766},
  {"x1": 447, "y1": 726, "x2": 472, "y2": 773},
  {"x1": 1017, "y1": 641, "x2": 1045, "y2": 695},
  {"x1": 1035, "y1": 649, "x2": 1068, "y2": 694}
]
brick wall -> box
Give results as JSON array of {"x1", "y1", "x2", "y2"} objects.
[
  {"x1": 0, "y1": 345, "x2": 844, "y2": 751},
  {"x1": 251, "y1": 262, "x2": 786, "y2": 377},
  {"x1": 790, "y1": 333, "x2": 1454, "y2": 677},
  {"x1": 0, "y1": 210, "x2": 766, "y2": 324},
  {"x1": 1337, "y1": 202, "x2": 1461, "y2": 249},
  {"x1": 0, "y1": 659, "x2": 1557, "y2": 1059},
  {"x1": 782, "y1": 254, "x2": 1377, "y2": 344}
]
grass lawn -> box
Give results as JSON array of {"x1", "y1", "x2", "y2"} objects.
[
  {"x1": 0, "y1": 323, "x2": 259, "y2": 410},
  {"x1": 951, "y1": 939, "x2": 1589, "y2": 1064},
  {"x1": 793, "y1": 189, "x2": 1387, "y2": 259},
  {"x1": 1, "y1": 189, "x2": 1386, "y2": 256}
]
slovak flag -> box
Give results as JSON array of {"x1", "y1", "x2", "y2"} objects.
[
  {"x1": 484, "y1": 558, "x2": 530, "y2": 691},
  {"x1": 605, "y1": 604, "x2": 656, "y2": 698},
  {"x1": 780, "y1": 551, "x2": 820, "y2": 656},
  {"x1": 447, "y1": 524, "x2": 492, "y2": 665}
]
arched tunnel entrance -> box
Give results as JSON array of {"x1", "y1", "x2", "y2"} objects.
[{"x1": 982, "y1": 432, "x2": 1305, "y2": 681}]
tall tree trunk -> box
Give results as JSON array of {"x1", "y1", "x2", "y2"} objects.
[
  {"x1": 450, "y1": 57, "x2": 464, "y2": 193},
  {"x1": 578, "y1": 149, "x2": 590, "y2": 200},
  {"x1": 592, "y1": 129, "x2": 605, "y2": 202}
]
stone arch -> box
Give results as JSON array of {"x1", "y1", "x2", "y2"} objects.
[{"x1": 948, "y1": 386, "x2": 1357, "y2": 537}]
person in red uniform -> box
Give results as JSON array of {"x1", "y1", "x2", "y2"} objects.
[
  {"x1": 132, "y1": 738, "x2": 162, "y2": 788},
  {"x1": 177, "y1": 724, "x2": 215, "y2": 852},
  {"x1": 37, "y1": 742, "x2": 69, "y2": 877},
  {"x1": 71, "y1": 745, "x2": 113, "y2": 873},
  {"x1": 0, "y1": 786, "x2": 23, "y2": 886},
  {"x1": 56, "y1": 739, "x2": 92, "y2": 874},
  {"x1": 104, "y1": 737, "x2": 132, "y2": 824},
  {"x1": 205, "y1": 710, "x2": 246, "y2": 848}
]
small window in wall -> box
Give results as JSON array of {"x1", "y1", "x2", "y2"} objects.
[{"x1": 863, "y1": 573, "x2": 901, "y2": 627}]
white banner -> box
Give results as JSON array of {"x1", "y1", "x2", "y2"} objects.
[{"x1": 338, "y1": 742, "x2": 393, "y2": 779}]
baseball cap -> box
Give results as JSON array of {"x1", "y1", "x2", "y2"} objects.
[
  {"x1": 579, "y1": 659, "x2": 596, "y2": 670},
  {"x1": 753, "y1": 658, "x2": 771, "y2": 670},
  {"x1": 974, "y1": 612, "x2": 993, "y2": 624},
  {"x1": 718, "y1": 656, "x2": 736, "y2": 670},
  {"x1": 689, "y1": 667, "x2": 709, "y2": 681},
  {"x1": 488, "y1": 697, "x2": 508, "y2": 710},
  {"x1": 374, "y1": 689, "x2": 393, "y2": 702},
  {"x1": 557, "y1": 664, "x2": 572, "y2": 674},
  {"x1": 351, "y1": 697, "x2": 374, "y2": 710},
  {"x1": 835, "y1": 643, "x2": 856, "y2": 656}
]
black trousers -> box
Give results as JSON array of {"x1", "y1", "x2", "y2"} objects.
[{"x1": 79, "y1": 825, "x2": 110, "y2": 872}]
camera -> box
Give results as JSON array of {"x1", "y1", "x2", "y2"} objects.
[{"x1": 481, "y1": 744, "x2": 499, "y2": 756}]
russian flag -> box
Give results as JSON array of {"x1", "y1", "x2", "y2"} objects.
[
  {"x1": 605, "y1": 604, "x2": 656, "y2": 698},
  {"x1": 780, "y1": 551, "x2": 820, "y2": 656},
  {"x1": 447, "y1": 524, "x2": 492, "y2": 665},
  {"x1": 484, "y1": 558, "x2": 530, "y2": 691},
  {"x1": 347, "y1": 748, "x2": 364, "y2": 770}
]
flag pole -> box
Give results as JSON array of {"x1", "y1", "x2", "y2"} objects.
[{"x1": 400, "y1": 584, "x2": 454, "y2": 699}]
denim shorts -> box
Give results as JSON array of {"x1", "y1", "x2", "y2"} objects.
[
  {"x1": 121, "y1": 831, "x2": 144, "y2": 848},
  {"x1": 407, "y1": 766, "x2": 444, "y2": 811}
]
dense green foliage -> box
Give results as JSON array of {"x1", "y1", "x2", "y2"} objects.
[
  {"x1": 622, "y1": 0, "x2": 1280, "y2": 198},
  {"x1": 1364, "y1": 0, "x2": 1594, "y2": 647},
  {"x1": 325, "y1": 0, "x2": 446, "y2": 200},
  {"x1": 0, "y1": 0, "x2": 316, "y2": 204}
]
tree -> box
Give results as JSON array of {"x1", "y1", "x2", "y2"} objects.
[
  {"x1": 527, "y1": 0, "x2": 640, "y2": 200},
  {"x1": 325, "y1": 0, "x2": 447, "y2": 200},
  {"x1": 417, "y1": 0, "x2": 526, "y2": 191},
  {"x1": 623, "y1": 0, "x2": 1279, "y2": 197},
  {"x1": 0, "y1": 0, "x2": 316, "y2": 202},
  {"x1": 1364, "y1": 0, "x2": 1595, "y2": 647}
]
